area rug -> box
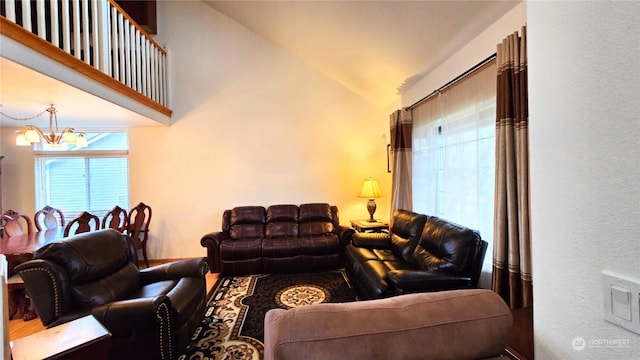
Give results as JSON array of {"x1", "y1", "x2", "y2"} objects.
[{"x1": 178, "y1": 270, "x2": 357, "y2": 360}]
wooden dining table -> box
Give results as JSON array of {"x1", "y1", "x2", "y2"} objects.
[
  {"x1": 1, "y1": 227, "x2": 66, "y2": 274},
  {"x1": 1, "y1": 227, "x2": 66, "y2": 320}
]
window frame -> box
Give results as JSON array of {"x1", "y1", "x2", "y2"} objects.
[{"x1": 33, "y1": 133, "x2": 130, "y2": 220}]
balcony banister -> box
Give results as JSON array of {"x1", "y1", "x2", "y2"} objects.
[
  {"x1": 107, "y1": 0, "x2": 166, "y2": 56},
  {"x1": 0, "y1": 16, "x2": 172, "y2": 118},
  {"x1": 1, "y1": 0, "x2": 170, "y2": 114}
]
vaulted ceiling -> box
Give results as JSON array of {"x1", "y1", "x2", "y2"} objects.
[{"x1": 204, "y1": 0, "x2": 521, "y2": 106}]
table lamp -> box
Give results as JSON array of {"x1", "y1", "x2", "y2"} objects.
[{"x1": 358, "y1": 177, "x2": 383, "y2": 222}]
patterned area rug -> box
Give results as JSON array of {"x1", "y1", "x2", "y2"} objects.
[{"x1": 178, "y1": 270, "x2": 357, "y2": 360}]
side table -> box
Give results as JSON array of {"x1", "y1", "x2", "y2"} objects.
[
  {"x1": 11, "y1": 315, "x2": 111, "y2": 360},
  {"x1": 350, "y1": 219, "x2": 389, "y2": 233}
]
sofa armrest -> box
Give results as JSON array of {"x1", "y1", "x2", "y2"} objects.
[
  {"x1": 140, "y1": 257, "x2": 208, "y2": 284},
  {"x1": 351, "y1": 232, "x2": 392, "y2": 248},
  {"x1": 334, "y1": 225, "x2": 356, "y2": 248},
  {"x1": 386, "y1": 270, "x2": 473, "y2": 294},
  {"x1": 91, "y1": 296, "x2": 174, "y2": 359},
  {"x1": 200, "y1": 231, "x2": 230, "y2": 247},
  {"x1": 200, "y1": 231, "x2": 231, "y2": 273},
  {"x1": 16, "y1": 259, "x2": 72, "y2": 326}
]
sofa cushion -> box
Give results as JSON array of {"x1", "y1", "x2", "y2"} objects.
[
  {"x1": 412, "y1": 216, "x2": 482, "y2": 275},
  {"x1": 229, "y1": 206, "x2": 266, "y2": 239},
  {"x1": 299, "y1": 234, "x2": 339, "y2": 255},
  {"x1": 299, "y1": 203, "x2": 334, "y2": 235},
  {"x1": 71, "y1": 262, "x2": 141, "y2": 308},
  {"x1": 266, "y1": 205, "x2": 299, "y2": 238},
  {"x1": 220, "y1": 237, "x2": 263, "y2": 260},
  {"x1": 263, "y1": 237, "x2": 300, "y2": 257},
  {"x1": 345, "y1": 246, "x2": 383, "y2": 263},
  {"x1": 388, "y1": 210, "x2": 428, "y2": 263}
]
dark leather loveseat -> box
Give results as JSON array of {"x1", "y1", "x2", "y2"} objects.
[
  {"x1": 201, "y1": 203, "x2": 355, "y2": 275},
  {"x1": 16, "y1": 229, "x2": 208, "y2": 360},
  {"x1": 344, "y1": 209, "x2": 488, "y2": 300}
]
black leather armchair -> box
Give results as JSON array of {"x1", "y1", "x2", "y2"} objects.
[
  {"x1": 344, "y1": 209, "x2": 488, "y2": 300},
  {"x1": 16, "y1": 229, "x2": 208, "y2": 360}
]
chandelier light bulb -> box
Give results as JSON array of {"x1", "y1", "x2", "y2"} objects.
[
  {"x1": 75, "y1": 133, "x2": 88, "y2": 148},
  {"x1": 63, "y1": 130, "x2": 77, "y2": 144},
  {"x1": 16, "y1": 132, "x2": 30, "y2": 146},
  {"x1": 24, "y1": 127, "x2": 40, "y2": 143}
]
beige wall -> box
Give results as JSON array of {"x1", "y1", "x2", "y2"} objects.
[
  {"x1": 1, "y1": 1, "x2": 395, "y2": 258},
  {"x1": 126, "y1": 1, "x2": 395, "y2": 258},
  {"x1": 0, "y1": 128, "x2": 37, "y2": 215},
  {"x1": 528, "y1": 1, "x2": 640, "y2": 358}
]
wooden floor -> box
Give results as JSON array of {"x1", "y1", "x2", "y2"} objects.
[{"x1": 9, "y1": 260, "x2": 218, "y2": 342}]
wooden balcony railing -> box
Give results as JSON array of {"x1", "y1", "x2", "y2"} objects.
[{"x1": 1, "y1": 0, "x2": 170, "y2": 115}]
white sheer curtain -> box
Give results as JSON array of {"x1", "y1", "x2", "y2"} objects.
[
  {"x1": 390, "y1": 109, "x2": 413, "y2": 215},
  {"x1": 412, "y1": 61, "x2": 496, "y2": 285}
]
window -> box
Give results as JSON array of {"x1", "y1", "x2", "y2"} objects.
[
  {"x1": 412, "y1": 61, "x2": 496, "y2": 276},
  {"x1": 34, "y1": 132, "x2": 129, "y2": 219}
]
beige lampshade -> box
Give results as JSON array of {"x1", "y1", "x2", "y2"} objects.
[
  {"x1": 15, "y1": 132, "x2": 30, "y2": 146},
  {"x1": 24, "y1": 128, "x2": 40, "y2": 143},
  {"x1": 75, "y1": 133, "x2": 88, "y2": 148},
  {"x1": 358, "y1": 178, "x2": 382, "y2": 199}
]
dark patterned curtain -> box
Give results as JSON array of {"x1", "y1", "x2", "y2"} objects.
[
  {"x1": 492, "y1": 26, "x2": 532, "y2": 309},
  {"x1": 389, "y1": 108, "x2": 412, "y2": 216}
]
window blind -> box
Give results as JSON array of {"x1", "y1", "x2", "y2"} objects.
[{"x1": 34, "y1": 133, "x2": 129, "y2": 219}]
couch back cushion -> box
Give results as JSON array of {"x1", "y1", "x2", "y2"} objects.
[
  {"x1": 266, "y1": 205, "x2": 299, "y2": 238},
  {"x1": 71, "y1": 262, "x2": 141, "y2": 308},
  {"x1": 389, "y1": 210, "x2": 428, "y2": 263},
  {"x1": 33, "y1": 229, "x2": 142, "y2": 308},
  {"x1": 412, "y1": 216, "x2": 482, "y2": 275},
  {"x1": 229, "y1": 206, "x2": 266, "y2": 239},
  {"x1": 34, "y1": 229, "x2": 134, "y2": 285},
  {"x1": 264, "y1": 289, "x2": 512, "y2": 360},
  {"x1": 299, "y1": 203, "x2": 334, "y2": 236}
]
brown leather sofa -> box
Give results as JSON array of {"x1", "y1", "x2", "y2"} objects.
[
  {"x1": 201, "y1": 203, "x2": 354, "y2": 275},
  {"x1": 16, "y1": 229, "x2": 208, "y2": 360},
  {"x1": 264, "y1": 289, "x2": 512, "y2": 360},
  {"x1": 344, "y1": 209, "x2": 488, "y2": 299}
]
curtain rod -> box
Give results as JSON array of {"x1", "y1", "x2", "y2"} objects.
[{"x1": 407, "y1": 53, "x2": 497, "y2": 110}]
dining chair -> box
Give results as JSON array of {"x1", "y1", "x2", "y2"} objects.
[
  {"x1": 2, "y1": 210, "x2": 34, "y2": 237},
  {"x1": 34, "y1": 205, "x2": 66, "y2": 231},
  {"x1": 102, "y1": 205, "x2": 128, "y2": 233},
  {"x1": 1, "y1": 210, "x2": 37, "y2": 321},
  {"x1": 127, "y1": 202, "x2": 152, "y2": 268},
  {"x1": 64, "y1": 211, "x2": 100, "y2": 237}
]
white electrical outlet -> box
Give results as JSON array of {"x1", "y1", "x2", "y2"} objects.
[{"x1": 602, "y1": 271, "x2": 640, "y2": 335}]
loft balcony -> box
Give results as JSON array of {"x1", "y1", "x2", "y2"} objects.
[{"x1": 0, "y1": 0, "x2": 171, "y2": 125}]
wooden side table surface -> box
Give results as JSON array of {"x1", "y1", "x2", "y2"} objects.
[
  {"x1": 350, "y1": 219, "x2": 389, "y2": 232},
  {"x1": 10, "y1": 315, "x2": 111, "y2": 360}
]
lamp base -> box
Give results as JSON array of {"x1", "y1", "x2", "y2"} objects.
[{"x1": 366, "y1": 199, "x2": 377, "y2": 222}]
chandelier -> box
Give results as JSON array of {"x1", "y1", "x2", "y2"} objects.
[{"x1": 5, "y1": 105, "x2": 87, "y2": 148}]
